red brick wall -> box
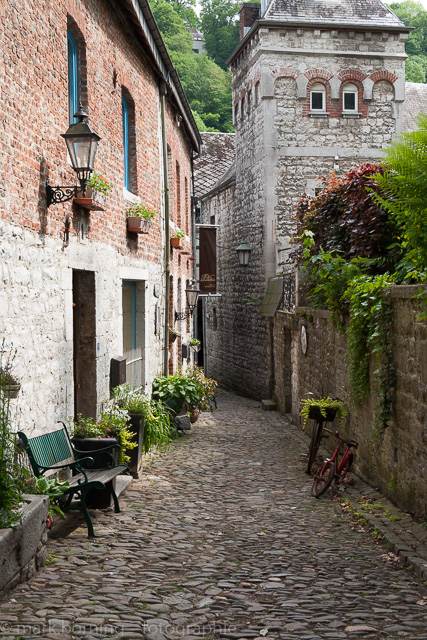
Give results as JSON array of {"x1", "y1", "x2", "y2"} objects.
[{"x1": 0, "y1": 0, "x2": 194, "y2": 277}]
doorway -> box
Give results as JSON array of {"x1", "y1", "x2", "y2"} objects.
[
  {"x1": 73, "y1": 270, "x2": 97, "y2": 419},
  {"x1": 122, "y1": 281, "x2": 145, "y2": 389}
]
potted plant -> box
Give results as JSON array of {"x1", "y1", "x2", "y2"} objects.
[
  {"x1": 299, "y1": 396, "x2": 347, "y2": 429},
  {"x1": 126, "y1": 203, "x2": 157, "y2": 234},
  {"x1": 112, "y1": 384, "x2": 146, "y2": 477},
  {"x1": 170, "y1": 228, "x2": 185, "y2": 248},
  {"x1": 185, "y1": 365, "x2": 217, "y2": 419},
  {"x1": 189, "y1": 338, "x2": 201, "y2": 353},
  {"x1": 74, "y1": 172, "x2": 112, "y2": 211},
  {"x1": 71, "y1": 409, "x2": 136, "y2": 508},
  {"x1": 0, "y1": 341, "x2": 20, "y2": 399},
  {"x1": 152, "y1": 372, "x2": 202, "y2": 417},
  {"x1": 169, "y1": 327, "x2": 181, "y2": 343}
]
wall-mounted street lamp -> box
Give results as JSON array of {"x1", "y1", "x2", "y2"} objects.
[
  {"x1": 46, "y1": 102, "x2": 101, "y2": 207},
  {"x1": 175, "y1": 281, "x2": 200, "y2": 322},
  {"x1": 236, "y1": 241, "x2": 252, "y2": 266}
]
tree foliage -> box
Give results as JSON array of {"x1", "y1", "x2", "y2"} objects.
[
  {"x1": 296, "y1": 164, "x2": 395, "y2": 265},
  {"x1": 371, "y1": 113, "x2": 427, "y2": 280},
  {"x1": 150, "y1": 0, "x2": 234, "y2": 132},
  {"x1": 388, "y1": 1, "x2": 427, "y2": 81},
  {"x1": 200, "y1": 0, "x2": 240, "y2": 70}
]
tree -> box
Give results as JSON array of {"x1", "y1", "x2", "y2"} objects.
[
  {"x1": 150, "y1": 0, "x2": 234, "y2": 131},
  {"x1": 405, "y1": 57, "x2": 426, "y2": 82},
  {"x1": 388, "y1": 1, "x2": 427, "y2": 80},
  {"x1": 371, "y1": 113, "x2": 427, "y2": 279},
  {"x1": 200, "y1": 0, "x2": 240, "y2": 70}
]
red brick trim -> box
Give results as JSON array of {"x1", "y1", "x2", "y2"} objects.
[
  {"x1": 271, "y1": 67, "x2": 300, "y2": 80},
  {"x1": 305, "y1": 69, "x2": 333, "y2": 81},
  {"x1": 370, "y1": 70, "x2": 398, "y2": 84},
  {"x1": 338, "y1": 69, "x2": 367, "y2": 83}
]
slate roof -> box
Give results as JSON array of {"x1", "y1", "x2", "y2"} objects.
[
  {"x1": 193, "y1": 133, "x2": 236, "y2": 196},
  {"x1": 263, "y1": 0, "x2": 406, "y2": 29},
  {"x1": 402, "y1": 82, "x2": 427, "y2": 132}
]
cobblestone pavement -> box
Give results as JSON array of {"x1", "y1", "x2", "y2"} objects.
[{"x1": 1, "y1": 392, "x2": 427, "y2": 640}]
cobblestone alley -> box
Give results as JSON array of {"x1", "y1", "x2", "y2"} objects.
[{"x1": 1, "y1": 392, "x2": 427, "y2": 640}]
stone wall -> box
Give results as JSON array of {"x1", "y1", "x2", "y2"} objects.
[
  {"x1": 0, "y1": 495, "x2": 49, "y2": 599},
  {"x1": 272, "y1": 286, "x2": 427, "y2": 520}
]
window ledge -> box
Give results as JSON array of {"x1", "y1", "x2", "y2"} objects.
[
  {"x1": 123, "y1": 187, "x2": 140, "y2": 204},
  {"x1": 342, "y1": 113, "x2": 361, "y2": 118},
  {"x1": 309, "y1": 112, "x2": 329, "y2": 118}
]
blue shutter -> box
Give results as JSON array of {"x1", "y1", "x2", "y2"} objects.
[
  {"x1": 67, "y1": 31, "x2": 78, "y2": 124},
  {"x1": 122, "y1": 95, "x2": 130, "y2": 190}
]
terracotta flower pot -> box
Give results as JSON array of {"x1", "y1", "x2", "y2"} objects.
[
  {"x1": 170, "y1": 237, "x2": 183, "y2": 248},
  {"x1": 127, "y1": 217, "x2": 152, "y2": 234},
  {"x1": 74, "y1": 188, "x2": 106, "y2": 211},
  {"x1": 189, "y1": 408, "x2": 200, "y2": 424},
  {"x1": 0, "y1": 384, "x2": 21, "y2": 398}
]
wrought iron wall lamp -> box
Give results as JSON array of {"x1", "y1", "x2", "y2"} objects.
[
  {"x1": 174, "y1": 281, "x2": 200, "y2": 322},
  {"x1": 46, "y1": 102, "x2": 101, "y2": 207}
]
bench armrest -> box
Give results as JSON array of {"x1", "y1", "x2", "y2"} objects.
[
  {"x1": 38, "y1": 457, "x2": 95, "y2": 474},
  {"x1": 72, "y1": 443, "x2": 121, "y2": 455}
]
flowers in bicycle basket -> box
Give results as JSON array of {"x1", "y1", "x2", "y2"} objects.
[{"x1": 299, "y1": 396, "x2": 347, "y2": 429}]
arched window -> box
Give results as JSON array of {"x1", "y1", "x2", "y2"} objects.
[
  {"x1": 310, "y1": 83, "x2": 326, "y2": 111},
  {"x1": 67, "y1": 30, "x2": 78, "y2": 123},
  {"x1": 343, "y1": 83, "x2": 358, "y2": 113}
]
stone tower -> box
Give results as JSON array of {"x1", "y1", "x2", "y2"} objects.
[{"x1": 201, "y1": 0, "x2": 409, "y2": 400}]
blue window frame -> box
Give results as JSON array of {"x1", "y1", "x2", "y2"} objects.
[
  {"x1": 123, "y1": 281, "x2": 136, "y2": 350},
  {"x1": 122, "y1": 95, "x2": 130, "y2": 190},
  {"x1": 67, "y1": 30, "x2": 78, "y2": 124}
]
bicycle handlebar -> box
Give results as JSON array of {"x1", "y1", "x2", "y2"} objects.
[{"x1": 322, "y1": 428, "x2": 358, "y2": 448}]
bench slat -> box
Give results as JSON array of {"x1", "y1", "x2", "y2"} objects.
[{"x1": 69, "y1": 466, "x2": 128, "y2": 488}]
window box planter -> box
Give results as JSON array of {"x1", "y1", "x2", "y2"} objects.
[
  {"x1": 73, "y1": 188, "x2": 106, "y2": 211},
  {"x1": 169, "y1": 328, "x2": 180, "y2": 343},
  {"x1": 0, "y1": 384, "x2": 21, "y2": 398},
  {"x1": 170, "y1": 237, "x2": 183, "y2": 249},
  {"x1": 127, "y1": 217, "x2": 152, "y2": 234}
]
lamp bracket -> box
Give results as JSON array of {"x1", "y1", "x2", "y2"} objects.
[{"x1": 46, "y1": 180, "x2": 78, "y2": 208}]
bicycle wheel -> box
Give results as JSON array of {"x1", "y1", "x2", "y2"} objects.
[
  {"x1": 312, "y1": 461, "x2": 336, "y2": 498},
  {"x1": 337, "y1": 452, "x2": 353, "y2": 483},
  {"x1": 307, "y1": 420, "x2": 323, "y2": 474}
]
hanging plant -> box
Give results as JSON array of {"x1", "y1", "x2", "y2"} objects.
[{"x1": 300, "y1": 397, "x2": 347, "y2": 430}]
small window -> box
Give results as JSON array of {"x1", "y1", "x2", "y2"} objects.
[
  {"x1": 241, "y1": 97, "x2": 245, "y2": 119},
  {"x1": 122, "y1": 91, "x2": 137, "y2": 193},
  {"x1": 310, "y1": 83, "x2": 326, "y2": 111},
  {"x1": 67, "y1": 30, "x2": 78, "y2": 123},
  {"x1": 343, "y1": 83, "x2": 358, "y2": 112},
  {"x1": 122, "y1": 94, "x2": 130, "y2": 190}
]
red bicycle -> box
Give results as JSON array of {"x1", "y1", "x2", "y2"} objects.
[{"x1": 312, "y1": 428, "x2": 358, "y2": 498}]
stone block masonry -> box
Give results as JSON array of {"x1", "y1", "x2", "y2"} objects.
[{"x1": 272, "y1": 286, "x2": 427, "y2": 521}]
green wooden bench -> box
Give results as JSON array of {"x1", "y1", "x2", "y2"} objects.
[{"x1": 18, "y1": 423, "x2": 128, "y2": 538}]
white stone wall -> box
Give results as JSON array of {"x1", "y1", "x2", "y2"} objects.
[
  {"x1": 1, "y1": 220, "x2": 165, "y2": 436},
  {"x1": 203, "y1": 23, "x2": 407, "y2": 399}
]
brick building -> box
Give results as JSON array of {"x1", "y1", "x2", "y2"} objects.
[
  {"x1": 0, "y1": 0, "x2": 201, "y2": 434},
  {"x1": 196, "y1": 0, "x2": 418, "y2": 399}
]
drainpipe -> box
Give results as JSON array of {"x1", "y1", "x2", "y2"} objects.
[{"x1": 160, "y1": 82, "x2": 170, "y2": 377}]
